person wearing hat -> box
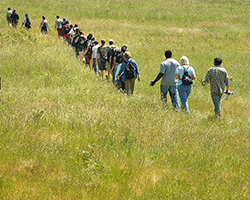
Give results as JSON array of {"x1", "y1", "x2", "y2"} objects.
[
  {"x1": 204, "y1": 57, "x2": 230, "y2": 117},
  {"x1": 150, "y1": 50, "x2": 180, "y2": 110},
  {"x1": 22, "y1": 14, "x2": 31, "y2": 29},
  {"x1": 175, "y1": 56, "x2": 196, "y2": 114}
]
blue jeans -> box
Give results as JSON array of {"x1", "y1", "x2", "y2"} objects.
[
  {"x1": 93, "y1": 58, "x2": 97, "y2": 74},
  {"x1": 211, "y1": 94, "x2": 222, "y2": 117},
  {"x1": 178, "y1": 84, "x2": 192, "y2": 113},
  {"x1": 161, "y1": 85, "x2": 180, "y2": 110}
]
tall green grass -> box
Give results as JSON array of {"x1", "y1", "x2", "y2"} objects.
[{"x1": 0, "y1": 0, "x2": 250, "y2": 199}]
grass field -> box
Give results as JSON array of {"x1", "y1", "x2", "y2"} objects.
[{"x1": 0, "y1": 0, "x2": 250, "y2": 199}]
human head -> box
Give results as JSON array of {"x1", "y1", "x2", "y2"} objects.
[
  {"x1": 8, "y1": 8, "x2": 11, "y2": 11},
  {"x1": 65, "y1": 21, "x2": 69, "y2": 24},
  {"x1": 75, "y1": 28, "x2": 80, "y2": 34},
  {"x1": 74, "y1": 24, "x2": 78, "y2": 28},
  {"x1": 165, "y1": 50, "x2": 172, "y2": 59},
  {"x1": 94, "y1": 40, "x2": 99, "y2": 45},
  {"x1": 56, "y1": 15, "x2": 60, "y2": 19},
  {"x1": 63, "y1": 17, "x2": 66, "y2": 21},
  {"x1": 121, "y1": 45, "x2": 127, "y2": 53},
  {"x1": 180, "y1": 56, "x2": 189, "y2": 65},
  {"x1": 214, "y1": 57, "x2": 222, "y2": 65},
  {"x1": 87, "y1": 33, "x2": 93, "y2": 40},
  {"x1": 109, "y1": 39, "x2": 114, "y2": 45},
  {"x1": 25, "y1": 14, "x2": 28, "y2": 17},
  {"x1": 124, "y1": 51, "x2": 132, "y2": 59},
  {"x1": 101, "y1": 39, "x2": 105, "y2": 45},
  {"x1": 42, "y1": 16, "x2": 46, "y2": 20}
]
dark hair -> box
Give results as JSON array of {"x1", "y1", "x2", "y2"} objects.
[
  {"x1": 119, "y1": 57, "x2": 125, "y2": 64},
  {"x1": 75, "y1": 28, "x2": 80, "y2": 34},
  {"x1": 165, "y1": 50, "x2": 172, "y2": 58},
  {"x1": 65, "y1": 21, "x2": 69, "y2": 24},
  {"x1": 87, "y1": 33, "x2": 93, "y2": 40},
  {"x1": 25, "y1": 14, "x2": 28, "y2": 17},
  {"x1": 101, "y1": 39, "x2": 105, "y2": 45},
  {"x1": 8, "y1": 8, "x2": 11, "y2": 10},
  {"x1": 42, "y1": 16, "x2": 46, "y2": 20},
  {"x1": 121, "y1": 45, "x2": 127, "y2": 53},
  {"x1": 94, "y1": 41, "x2": 99, "y2": 45},
  {"x1": 214, "y1": 57, "x2": 222, "y2": 65},
  {"x1": 56, "y1": 15, "x2": 60, "y2": 18}
]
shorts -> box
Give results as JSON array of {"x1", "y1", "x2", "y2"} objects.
[{"x1": 98, "y1": 60, "x2": 106, "y2": 71}]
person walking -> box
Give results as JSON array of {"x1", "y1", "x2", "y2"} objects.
[
  {"x1": 10, "y1": 9, "x2": 19, "y2": 28},
  {"x1": 204, "y1": 57, "x2": 230, "y2": 118},
  {"x1": 91, "y1": 40, "x2": 100, "y2": 74},
  {"x1": 117, "y1": 51, "x2": 140, "y2": 95},
  {"x1": 150, "y1": 50, "x2": 180, "y2": 110},
  {"x1": 96, "y1": 39, "x2": 107, "y2": 78},
  {"x1": 6, "y1": 8, "x2": 12, "y2": 27},
  {"x1": 55, "y1": 16, "x2": 62, "y2": 37},
  {"x1": 105, "y1": 39, "x2": 116, "y2": 80},
  {"x1": 175, "y1": 56, "x2": 196, "y2": 114},
  {"x1": 39, "y1": 16, "x2": 51, "y2": 34},
  {"x1": 21, "y1": 14, "x2": 31, "y2": 29}
]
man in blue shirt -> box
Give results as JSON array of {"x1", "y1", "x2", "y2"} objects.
[{"x1": 150, "y1": 50, "x2": 180, "y2": 110}]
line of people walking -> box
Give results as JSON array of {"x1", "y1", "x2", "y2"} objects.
[
  {"x1": 53, "y1": 15, "x2": 141, "y2": 95},
  {"x1": 6, "y1": 8, "x2": 231, "y2": 117}
]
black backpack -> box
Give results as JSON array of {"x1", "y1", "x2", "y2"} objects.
[
  {"x1": 42, "y1": 21, "x2": 47, "y2": 29},
  {"x1": 79, "y1": 36, "x2": 85, "y2": 47},
  {"x1": 181, "y1": 67, "x2": 193, "y2": 85},
  {"x1": 87, "y1": 41, "x2": 94, "y2": 55},
  {"x1": 25, "y1": 17, "x2": 31, "y2": 28},
  {"x1": 63, "y1": 24, "x2": 70, "y2": 34},
  {"x1": 107, "y1": 46, "x2": 116, "y2": 63},
  {"x1": 124, "y1": 60, "x2": 135, "y2": 80}
]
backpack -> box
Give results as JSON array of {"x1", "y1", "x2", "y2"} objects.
[
  {"x1": 78, "y1": 36, "x2": 85, "y2": 47},
  {"x1": 181, "y1": 67, "x2": 193, "y2": 85},
  {"x1": 87, "y1": 41, "x2": 94, "y2": 55},
  {"x1": 63, "y1": 24, "x2": 70, "y2": 34},
  {"x1": 98, "y1": 46, "x2": 107, "y2": 64},
  {"x1": 124, "y1": 60, "x2": 135, "y2": 80},
  {"x1": 25, "y1": 17, "x2": 31, "y2": 28},
  {"x1": 107, "y1": 46, "x2": 116, "y2": 63},
  {"x1": 42, "y1": 21, "x2": 47, "y2": 29},
  {"x1": 57, "y1": 19, "x2": 62, "y2": 29},
  {"x1": 83, "y1": 39, "x2": 90, "y2": 51}
]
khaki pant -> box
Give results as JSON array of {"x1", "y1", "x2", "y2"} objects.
[{"x1": 125, "y1": 78, "x2": 136, "y2": 95}]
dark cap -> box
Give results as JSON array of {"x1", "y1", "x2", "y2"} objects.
[{"x1": 214, "y1": 57, "x2": 222, "y2": 65}]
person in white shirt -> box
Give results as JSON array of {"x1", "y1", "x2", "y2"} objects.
[
  {"x1": 22, "y1": 14, "x2": 31, "y2": 29},
  {"x1": 6, "y1": 8, "x2": 12, "y2": 26},
  {"x1": 91, "y1": 41, "x2": 100, "y2": 74}
]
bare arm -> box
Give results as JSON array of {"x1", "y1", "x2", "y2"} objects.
[{"x1": 150, "y1": 73, "x2": 164, "y2": 86}]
